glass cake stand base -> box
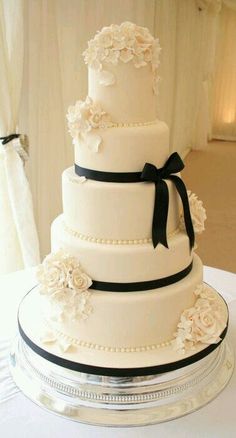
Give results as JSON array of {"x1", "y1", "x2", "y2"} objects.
[{"x1": 10, "y1": 336, "x2": 234, "y2": 427}]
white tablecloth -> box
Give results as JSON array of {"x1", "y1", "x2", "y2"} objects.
[{"x1": 0, "y1": 267, "x2": 236, "y2": 438}]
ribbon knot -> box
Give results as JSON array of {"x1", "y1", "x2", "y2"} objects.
[
  {"x1": 0, "y1": 133, "x2": 20, "y2": 145},
  {"x1": 141, "y1": 152, "x2": 195, "y2": 250}
]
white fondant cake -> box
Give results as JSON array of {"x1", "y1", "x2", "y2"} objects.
[{"x1": 18, "y1": 22, "x2": 227, "y2": 374}]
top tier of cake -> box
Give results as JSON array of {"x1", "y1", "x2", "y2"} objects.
[{"x1": 83, "y1": 22, "x2": 161, "y2": 123}]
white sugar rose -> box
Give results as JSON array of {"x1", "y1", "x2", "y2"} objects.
[
  {"x1": 68, "y1": 267, "x2": 92, "y2": 292},
  {"x1": 190, "y1": 304, "x2": 223, "y2": 344},
  {"x1": 37, "y1": 259, "x2": 68, "y2": 294}
]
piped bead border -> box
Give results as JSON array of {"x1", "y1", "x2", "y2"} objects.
[
  {"x1": 109, "y1": 119, "x2": 158, "y2": 128},
  {"x1": 63, "y1": 221, "x2": 180, "y2": 245},
  {"x1": 51, "y1": 326, "x2": 173, "y2": 353}
]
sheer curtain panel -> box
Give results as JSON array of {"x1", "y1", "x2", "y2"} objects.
[
  {"x1": 0, "y1": 0, "x2": 40, "y2": 274},
  {"x1": 212, "y1": 3, "x2": 236, "y2": 140}
]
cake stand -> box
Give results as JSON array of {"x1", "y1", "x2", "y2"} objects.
[{"x1": 10, "y1": 331, "x2": 234, "y2": 426}]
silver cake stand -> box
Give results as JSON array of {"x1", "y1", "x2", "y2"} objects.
[{"x1": 10, "y1": 335, "x2": 234, "y2": 427}]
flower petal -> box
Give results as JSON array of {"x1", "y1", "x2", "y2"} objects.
[
  {"x1": 86, "y1": 133, "x2": 102, "y2": 152},
  {"x1": 99, "y1": 69, "x2": 115, "y2": 86}
]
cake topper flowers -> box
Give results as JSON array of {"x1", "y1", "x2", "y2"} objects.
[
  {"x1": 37, "y1": 249, "x2": 93, "y2": 323},
  {"x1": 83, "y1": 22, "x2": 161, "y2": 94},
  {"x1": 66, "y1": 96, "x2": 112, "y2": 152}
]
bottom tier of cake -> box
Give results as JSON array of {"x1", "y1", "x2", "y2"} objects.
[{"x1": 17, "y1": 282, "x2": 228, "y2": 372}]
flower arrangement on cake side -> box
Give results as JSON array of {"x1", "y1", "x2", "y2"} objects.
[
  {"x1": 66, "y1": 96, "x2": 112, "y2": 151},
  {"x1": 37, "y1": 249, "x2": 93, "y2": 323},
  {"x1": 174, "y1": 283, "x2": 226, "y2": 353}
]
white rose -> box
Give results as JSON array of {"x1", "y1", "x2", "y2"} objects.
[
  {"x1": 191, "y1": 306, "x2": 222, "y2": 344},
  {"x1": 37, "y1": 260, "x2": 68, "y2": 294},
  {"x1": 68, "y1": 267, "x2": 92, "y2": 291}
]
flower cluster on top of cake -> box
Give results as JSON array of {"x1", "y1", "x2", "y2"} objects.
[{"x1": 83, "y1": 21, "x2": 161, "y2": 93}]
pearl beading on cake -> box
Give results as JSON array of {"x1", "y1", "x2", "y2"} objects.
[
  {"x1": 63, "y1": 221, "x2": 180, "y2": 245},
  {"x1": 109, "y1": 119, "x2": 157, "y2": 128},
  {"x1": 52, "y1": 326, "x2": 172, "y2": 352}
]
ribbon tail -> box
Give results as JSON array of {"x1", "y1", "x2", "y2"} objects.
[
  {"x1": 168, "y1": 175, "x2": 195, "y2": 251},
  {"x1": 152, "y1": 181, "x2": 169, "y2": 249}
]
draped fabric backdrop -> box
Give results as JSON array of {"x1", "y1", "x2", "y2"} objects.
[
  {"x1": 212, "y1": 2, "x2": 236, "y2": 140},
  {"x1": 0, "y1": 0, "x2": 40, "y2": 274},
  {"x1": 18, "y1": 0, "x2": 236, "y2": 257}
]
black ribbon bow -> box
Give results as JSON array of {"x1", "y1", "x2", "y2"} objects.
[{"x1": 141, "y1": 152, "x2": 195, "y2": 250}]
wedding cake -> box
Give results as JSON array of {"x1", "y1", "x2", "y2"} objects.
[{"x1": 15, "y1": 23, "x2": 230, "y2": 415}]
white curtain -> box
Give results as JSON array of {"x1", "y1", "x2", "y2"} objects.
[
  {"x1": 0, "y1": 0, "x2": 40, "y2": 274},
  {"x1": 212, "y1": 3, "x2": 236, "y2": 140},
  {"x1": 155, "y1": 0, "x2": 223, "y2": 153}
]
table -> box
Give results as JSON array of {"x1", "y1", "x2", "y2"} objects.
[{"x1": 0, "y1": 266, "x2": 236, "y2": 438}]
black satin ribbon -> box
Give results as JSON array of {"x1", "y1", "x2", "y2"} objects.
[
  {"x1": 18, "y1": 320, "x2": 228, "y2": 377},
  {"x1": 0, "y1": 133, "x2": 20, "y2": 145},
  {"x1": 75, "y1": 153, "x2": 195, "y2": 250},
  {"x1": 90, "y1": 262, "x2": 193, "y2": 292},
  {"x1": 141, "y1": 153, "x2": 195, "y2": 250},
  {"x1": 74, "y1": 163, "x2": 142, "y2": 183}
]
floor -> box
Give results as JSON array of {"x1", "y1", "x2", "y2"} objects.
[{"x1": 182, "y1": 140, "x2": 236, "y2": 274}]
